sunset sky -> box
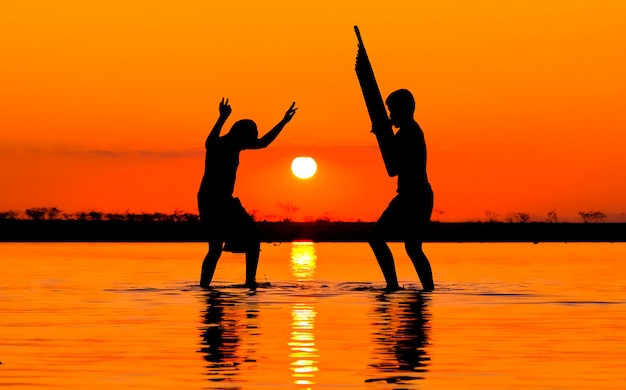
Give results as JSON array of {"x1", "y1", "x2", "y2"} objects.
[{"x1": 1, "y1": 1, "x2": 625, "y2": 222}]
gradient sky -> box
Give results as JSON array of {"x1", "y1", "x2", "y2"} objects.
[{"x1": 1, "y1": 1, "x2": 625, "y2": 221}]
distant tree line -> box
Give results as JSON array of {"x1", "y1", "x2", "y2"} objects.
[
  {"x1": 0, "y1": 207, "x2": 614, "y2": 223},
  {"x1": 0, "y1": 208, "x2": 200, "y2": 222},
  {"x1": 485, "y1": 209, "x2": 608, "y2": 223},
  {"x1": 0, "y1": 206, "x2": 342, "y2": 224}
]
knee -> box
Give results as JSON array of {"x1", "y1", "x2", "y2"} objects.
[
  {"x1": 248, "y1": 239, "x2": 261, "y2": 252},
  {"x1": 207, "y1": 242, "x2": 223, "y2": 256},
  {"x1": 404, "y1": 240, "x2": 424, "y2": 255},
  {"x1": 367, "y1": 229, "x2": 377, "y2": 244},
  {"x1": 203, "y1": 250, "x2": 221, "y2": 265},
  {"x1": 246, "y1": 229, "x2": 261, "y2": 250},
  {"x1": 368, "y1": 229, "x2": 385, "y2": 249}
]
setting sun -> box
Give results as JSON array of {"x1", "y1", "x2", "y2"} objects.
[{"x1": 291, "y1": 157, "x2": 317, "y2": 179}]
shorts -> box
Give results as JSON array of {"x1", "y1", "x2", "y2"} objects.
[
  {"x1": 370, "y1": 184, "x2": 434, "y2": 241},
  {"x1": 197, "y1": 194, "x2": 260, "y2": 247}
]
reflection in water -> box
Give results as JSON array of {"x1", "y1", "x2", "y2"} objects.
[
  {"x1": 198, "y1": 290, "x2": 258, "y2": 385},
  {"x1": 289, "y1": 242, "x2": 319, "y2": 387},
  {"x1": 368, "y1": 292, "x2": 431, "y2": 384},
  {"x1": 290, "y1": 241, "x2": 317, "y2": 281},
  {"x1": 289, "y1": 303, "x2": 319, "y2": 386}
]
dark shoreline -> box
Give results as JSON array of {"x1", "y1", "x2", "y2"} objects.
[{"x1": 1, "y1": 220, "x2": 624, "y2": 243}]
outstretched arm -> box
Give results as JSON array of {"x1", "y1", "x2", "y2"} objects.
[
  {"x1": 248, "y1": 102, "x2": 297, "y2": 149},
  {"x1": 205, "y1": 98, "x2": 232, "y2": 148}
]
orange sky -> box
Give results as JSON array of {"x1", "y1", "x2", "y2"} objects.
[{"x1": 1, "y1": 1, "x2": 625, "y2": 222}]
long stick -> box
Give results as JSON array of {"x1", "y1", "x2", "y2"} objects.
[{"x1": 354, "y1": 26, "x2": 396, "y2": 176}]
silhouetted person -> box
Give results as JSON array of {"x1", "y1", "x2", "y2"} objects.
[
  {"x1": 368, "y1": 89, "x2": 434, "y2": 291},
  {"x1": 198, "y1": 98, "x2": 297, "y2": 289}
]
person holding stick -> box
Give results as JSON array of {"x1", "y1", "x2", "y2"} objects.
[{"x1": 354, "y1": 27, "x2": 434, "y2": 291}]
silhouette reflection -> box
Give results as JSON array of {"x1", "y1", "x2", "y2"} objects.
[
  {"x1": 367, "y1": 292, "x2": 431, "y2": 384},
  {"x1": 198, "y1": 290, "x2": 259, "y2": 384},
  {"x1": 289, "y1": 242, "x2": 319, "y2": 386}
]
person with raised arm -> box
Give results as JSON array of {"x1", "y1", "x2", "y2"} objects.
[
  {"x1": 198, "y1": 98, "x2": 297, "y2": 289},
  {"x1": 354, "y1": 26, "x2": 434, "y2": 291}
]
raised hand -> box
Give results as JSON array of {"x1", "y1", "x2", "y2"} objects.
[
  {"x1": 282, "y1": 102, "x2": 297, "y2": 123},
  {"x1": 219, "y1": 98, "x2": 232, "y2": 118}
]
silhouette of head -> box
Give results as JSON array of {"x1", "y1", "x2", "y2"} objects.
[
  {"x1": 386, "y1": 89, "x2": 415, "y2": 128},
  {"x1": 229, "y1": 120, "x2": 258, "y2": 147}
]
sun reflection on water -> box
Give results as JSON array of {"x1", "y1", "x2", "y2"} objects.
[
  {"x1": 289, "y1": 242, "x2": 319, "y2": 388},
  {"x1": 290, "y1": 241, "x2": 317, "y2": 281},
  {"x1": 289, "y1": 303, "x2": 319, "y2": 386}
]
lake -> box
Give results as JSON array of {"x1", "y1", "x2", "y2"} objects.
[{"x1": 1, "y1": 242, "x2": 625, "y2": 389}]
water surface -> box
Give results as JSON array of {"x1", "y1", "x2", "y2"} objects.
[{"x1": 1, "y1": 242, "x2": 625, "y2": 389}]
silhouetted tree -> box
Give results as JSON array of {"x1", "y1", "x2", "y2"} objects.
[
  {"x1": 506, "y1": 212, "x2": 531, "y2": 223},
  {"x1": 579, "y1": 210, "x2": 606, "y2": 223},
  {"x1": 75, "y1": 211, "x2": 103, "y2": 221},
  {"x1": 171, "y1": 209, "x2": 190, "y2": 222},
  {"x1": 25, "y1": 208, "x2": 47, "y2": 220},
  {"x1": 167, "y1": 211, "x2": 199, "y2": 223},
  {"x1": 276, "y1": 202, "x2": 299, "y2": 222},
  {"x1": 319, "y1": 211, "x2": 336, "y2": 222},
  {"x1": 24, "y1": 207, "x2": 62, "y2": 220},
  {"x1": 546, "y1": 210, "x2": 558, "y2": 223},
  {"x1": 484, "y1": 210, "x2": 499, "y2": 222},
  {"x1": 260, "y1": 214, "x2": 277, "y2": 222},
  {"x1": 0, "y1": 210, "x2": 20, "y2": 220},
  {"x1": 105, "y1": 213, "x2": 126, "y2": 222},
  {"x1": 50, "y1": 207, "x2": 62, "y2": 220},
  {"x1": 151, "y1": 213, "x2": 168, "y2": 222},
  {"x1": 183, "y1": 213, "x2": 200, "y2": 223},
  {"x1": 126, "y1": 213, "x2": 146, "y2": 222}
]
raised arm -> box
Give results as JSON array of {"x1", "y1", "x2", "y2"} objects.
[
  {"x1": 248, "y1": 102, "x2": 297, "y2": 149},
  {"x1": 205, "y1": 98, "x2": 232, "y2": 148}
]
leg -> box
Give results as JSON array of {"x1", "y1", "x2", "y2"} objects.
[
  {"x1": 244, "y1": 240, "x2": 261, "y2": 289},
  {"x1": 198, "y1": 195, "x2": 223, "y2": 289},
  {"x1": 405, "y1": 185, "x2": 435, "y2": 291},
  {"x1": 369, "y1": 232, "x2": 400, "y2": 291},
  {"x1": 230, "y1": 198, "x2": 262, "y2": 289},
  {"x1": 405, "y1": 239, "x2": 434, "y2": 291},
  {"x1": 200, "y1": 240, "x2": 223, "y2": 288},
  {"x1": 369, "y1": 197, "x2": 403, "y2": 291}
]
